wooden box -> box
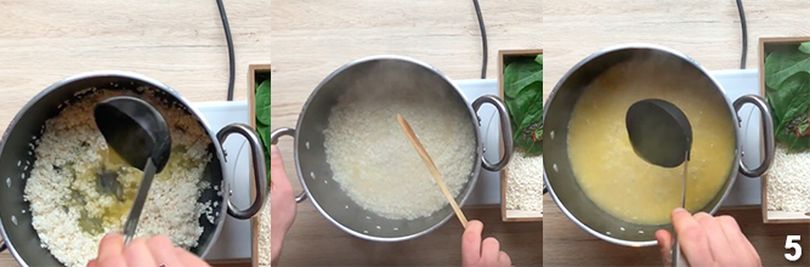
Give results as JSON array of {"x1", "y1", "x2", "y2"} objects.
[
  {"x1": 758, "y1": 37, "x2": 810, "y2": 224},
  {"x1": 497, "y1": 49, "x2": 544, "y2": 222},
  {"x1": 248, "y1": 64, "x2": 272, "y2": 266}
]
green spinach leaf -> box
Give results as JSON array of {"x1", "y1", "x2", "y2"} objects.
[
  {"x1": 256, "y1": 80, "x2": 270, "y2": 126},
  {"x1": 503, "y1": 55, "x2": 543, "y2": 155},
  {"x1": 764, "y1": 42, "x2": 810, "y2": 151},
  {"x1": 800, "y1": 42, "x2": 810, "y2": 55},
  {"x1": 255, "y1": 78, "x2": 272, "y2": 181}
]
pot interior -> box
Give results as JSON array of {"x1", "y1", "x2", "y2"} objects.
[
  {"x1": 0, "y1": 74, "x2": 226, "y2": 265},
  {"x1": 296, "y1": 57, "x2": 481, "y2": 240},
  {"x1": 543, "y1": 47, "x2": 738, "y2": 245}
]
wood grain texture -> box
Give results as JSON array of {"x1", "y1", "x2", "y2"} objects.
[
  {"x1": 277, "y1": 205, "x2": 541, "y2": 267},
  {"x1": 0, "y1": 0, "x2": 271, "y2": 133},
  {"x1": 270, "y1": 0, "x2": 542, "y2": 266},
  {"x1": 543, "y1": 196, "x2": 810, "y2": 266},
  {"x1": 0, "y1": 0, "x2": 269, "y2": 265},
  {"x1": 543, "y1": 0, "x2": 810, "y2": 98},
  {"x1": 543, "y1": 1, "x2": 810, "y2": 266}
]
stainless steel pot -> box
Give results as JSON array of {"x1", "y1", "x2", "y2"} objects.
[
  {"x1": 271, "y1": 56, "x2": 513, "y2": 242},
  {"x1": 0, "y1": 71, "x2": 267, "y2": 266},
  {"x1": 543, "y1": 45, "x2": 775, "y2": 246}
]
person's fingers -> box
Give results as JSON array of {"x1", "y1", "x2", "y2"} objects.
[
  {"x1": 270, "y1": 142, "x2": 298, "y2": 267},
  {"x1": 174, "y1": 247, "x2": 210, "y2": 267},
  {"x1": 86, "y1": 259, "x2": 97, "y2": 267},
  {"x1": 481, "y1": 237, "x2": 501, "y2": 265},
  {"x1": 146, "y1": 236, "x2": 185, "y2": 267},
  {"x1": 717, "y1": 215, "x2": 760, "y2": 266},
  {"x1": 96, "y1": 233, "x2": 124, "y2": 262},
  {"x1": 123, "y1": 238, "x2": 158, "y2": 267},
  {"x1": 498, "y1": 251, "x2": 512, "y2": 266},
  {"x1": 671, "y1": 208, "x2": 714, "y2": 266},
  {"x1": 270, "y1": 224, "x2": 286, "y2": 265},
  {"x1": 694, "y1": 212, "x2": 735, "y2": 264},
  {"x1": 96, "y1": 256, "x2": 127, "y2": 267},
  {"x1": 270, "y1": 146, "x2": 292, "y2": 194},
  {"x1": 655, "y1": 229, "x2": 673, "y2": 267},
  {"x1": 461, "y1": 220, "x2": 484, "y2": 266}
]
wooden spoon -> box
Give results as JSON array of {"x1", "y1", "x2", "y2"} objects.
[{"x1": 396, "y1": 114, "x2": 468, "y2": 228}]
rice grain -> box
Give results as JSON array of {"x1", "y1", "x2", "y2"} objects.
[
  {"x1": 24, "y1": 90, "x2": 213, "y2": 267},
  {"x1": 323, "y1": 86, "x2": 476, "y2": 220}
]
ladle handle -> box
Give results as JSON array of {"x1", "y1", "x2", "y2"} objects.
[
  {"x1": 472, "y1": 95, "x2": 513, "y2": 172},
  {"x1": 269, "y1": 127, "x2": 307, "y2": 203},
  {"x1": 672, "y1": 237, "x2": 689, "y2": 267},
  {"x1": 218, "y1": 123, "x2": 268, "y2": 220},
  {"x1": 123, "y1": 158, "x2": 157, "y2": 245},
  {"x1": 733, "y1": 95, "x2": 774, "y2": 178}
]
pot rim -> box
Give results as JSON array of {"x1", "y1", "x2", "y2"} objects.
[
  {"x1": 542, "y1": 43, "x2": 741, "y2": 247},
  {"x1": 293, "y1": 55, "x2": 483, "y2": 242},
  {"x1": 0, "y1": 70, "x2": 231, "y2": 265}
]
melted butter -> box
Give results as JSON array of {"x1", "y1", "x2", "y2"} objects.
[
  {"x1": 68, "y1": 145, "x2": 191, "y2": 235},
  {"x1": 78, "y1": 210, "x2": 103, "y2": 235},
  {"x1": 100, "y1": 190, "x2": 135, "y2": 225}
]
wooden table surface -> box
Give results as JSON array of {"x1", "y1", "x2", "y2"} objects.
[
  {"x1": 542, "y1": 1, "x2": 810, "y2": 266},
  {"x1": 6, "y1": 0, "x2": 810, "y2": 266},
  {"x1": 0, "y1": 0, "x2": 269, "y2": 265},
  {"x1": 270, "y1": 1, "x2": 542, "y2": 266}
]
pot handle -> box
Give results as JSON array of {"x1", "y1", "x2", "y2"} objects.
[
  {"x1": 218, "y1": 123, "x2": 268, "y2": 220},
  {"x1": 270, "y1": 127, "x2": 308, "y2": 203},
  {"x1": 472, "y1": 95, "x2": 513, "y2": 172},
  {"x1": 733, "y1": 94, "x2": 775, "y2": 178}
]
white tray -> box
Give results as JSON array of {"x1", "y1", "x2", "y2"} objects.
[{"x1": 711, "y1": 69, "x2": 763, "y2": 207}]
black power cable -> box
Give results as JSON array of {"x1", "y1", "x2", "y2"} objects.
[
  {"x1": 216, "y1": 0, "x2": 236, "y2": 101},
  {"x1": 736, "y1": 0, "x2": 748, "y2": 69},
  {"x1": 472, "y1": 0, "x2": 488, "y2": 79}
]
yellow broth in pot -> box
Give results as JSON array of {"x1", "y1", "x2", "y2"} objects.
[{"x1": 567, "y1": 57, "x2": 736, "y2": 225}]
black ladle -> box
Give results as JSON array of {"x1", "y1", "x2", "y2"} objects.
[
  {"x1": 94, "y1": 96, "x2": 172, "y2": 245},
  {"x1": 625, "y1": 99, "x2": 692, "y2": 267}
]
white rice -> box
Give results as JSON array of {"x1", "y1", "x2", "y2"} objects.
[
  {"x1": 257, "y1": 197, "x2": 271, "y2": 267},
  {"x1": 24, "y1": 89, "x2": 213, "y2": 267},
  {"x1": 323, "y1": 86, "x2": 476, "y2": 220},
  {"x1": 766, "y1": 144, "x2": 810, "y2": 213},
  {"x1": 505, "y1": 151, "x2": 543, "y2": 212}
]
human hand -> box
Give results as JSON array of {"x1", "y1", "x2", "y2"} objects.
[
  {"x1": 655, "y1": 208, "x2": 761, "y2": 267},
  {"x1": 87, "y1": 233, "x2": 208, "y2": 267},
  {"x1": 270, "y1": 145, "x2": 297, "y2": 265},
  {"x1": 461, "y1": 220, "x2": 513, "y2": 267}
]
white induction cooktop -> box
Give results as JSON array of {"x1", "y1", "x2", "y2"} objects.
[{"x1": 193, "y1": 101, "x2": 252, "y2": 260}]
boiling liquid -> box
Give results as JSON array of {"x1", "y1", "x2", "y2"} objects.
[{"x1": 567, "y1": 59, "x2": 736, "y2": 225}]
